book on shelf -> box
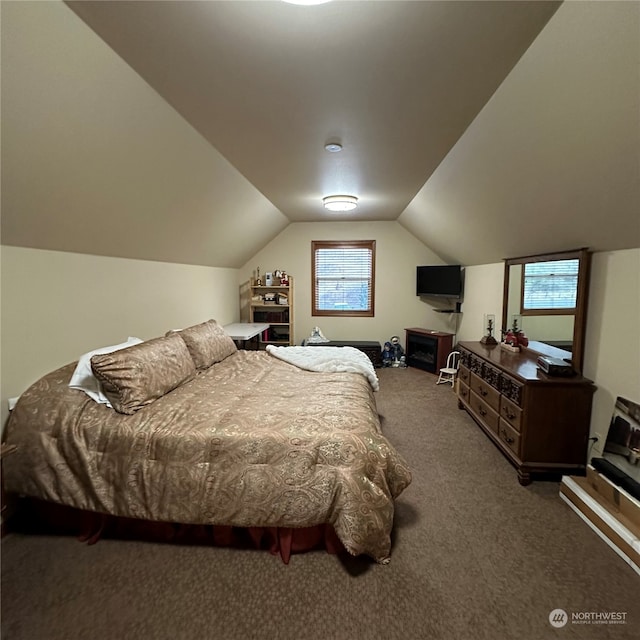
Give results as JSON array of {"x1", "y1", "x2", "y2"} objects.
[{"x1": 253, "y1": 311, "x2": 289, "y2": 323}]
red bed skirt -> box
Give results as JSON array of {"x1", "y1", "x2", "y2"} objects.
[{"x1": 10, "y1": 498, "x2": 345, "y2": 564}]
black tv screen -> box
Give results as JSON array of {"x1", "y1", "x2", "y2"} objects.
[{"x1": 416, "y1": 265, "x2": 463, "y2": 297}]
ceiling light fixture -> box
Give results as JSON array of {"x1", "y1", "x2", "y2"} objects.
[
  {"x1": 323, "y1": 195, "x2": 358, "y2": 212},
  {"x1": 324, "y1": 142, "x2": 343, "y2": 153}
]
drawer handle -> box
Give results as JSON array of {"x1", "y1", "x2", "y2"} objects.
[
  {"x1": 479, "y1": 389, "x2": 488, "y2": 397},
  {"x1": 501, "y1": 430, "x2": 514, "y2": 444},
  {"x1": 505, "y1": 411, "x2": 516, "y2": 420},
  {"x1": 479, "y1": 407, "x2": 487, "y2": 417}
]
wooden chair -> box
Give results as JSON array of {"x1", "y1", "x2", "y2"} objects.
[{"x1": 436, "y1": 351, "x2": 460, "y2": 386}]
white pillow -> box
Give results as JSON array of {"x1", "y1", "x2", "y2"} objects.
[{"x1": 68, "y1": 337, "x2": 143, "y2": 405}]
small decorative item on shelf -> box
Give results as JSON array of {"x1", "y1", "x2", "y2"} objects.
[
  {"x1": 256, "y1": 267, "x2": 262, "y2": 286},
  {"x1": 265, "y1": 271, "x2": 273, "y2": 286},
  {"x1": 306, "y1": 326, "x2": 329, "y2": 344},
  {"x1": 480, "y1": 314, "x2": 498, "y2": 345},
  {"x1": 280, "y1": 271, "x2": 289, "y2": 286},
  {"x1": 511, "y1": 315, "x2": 522, "y2": 334},
  {"x1": 500, "y1": 315, "x2": 529, "y2": 352},
  {"x1": 263, "y1": 292, "x2": 276, "y2": 304},
  {"x1": 276, "y1": 293, "x2": 288, "y2": 305},
  {"x1": 500, "y1": 336, "x2": 521, "y2": 353}
]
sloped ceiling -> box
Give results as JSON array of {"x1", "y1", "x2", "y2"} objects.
[
  {"x1": 399, "y1": 0, "x2": 640, "y2": 265},
  {"x1": 2, "y1": 1, "x2": 639, "y2": 268},
  {"x1": 1, "y1": 0, "x2": 289, "y2": 269}
]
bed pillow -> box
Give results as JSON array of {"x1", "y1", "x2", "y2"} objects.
[
  {"x1": 90, "y1": 332, "x2": 196, "y2": 415},
  {"x1": 68, "y1": 337, "x2": 144, "y2": 405},
  {"x1": 175, "y1": 319, "x2": 237, "y2": 369}
]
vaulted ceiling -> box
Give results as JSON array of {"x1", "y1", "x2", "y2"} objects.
[
  {"x1": 2, "y1": 1, "x2": 639, "y2": 267},
  {"x1": 66, "y1": 0, "x2": 561, "y2": 224}
]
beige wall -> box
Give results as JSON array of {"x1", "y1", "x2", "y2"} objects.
[
  {"x1": 584, "y1": 249, "x2": 640, "y2": 454},
  {"x1": 239, "y1": 221, "x2": 458, "y2": 346},
  {"x1": 461, "y1": 249, "x2": 640, "y2": 461},
  {"x1": 456, "y1": 263, "x2": 504, "y2": 342},
  {"x1": 0, "y1": 246, "x2": 239, "y2": 428}
]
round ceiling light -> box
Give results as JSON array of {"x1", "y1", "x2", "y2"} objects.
[
  {"x1": 324, "y1": 142, "x2": 343, "y2": 153},
  {"x1": 323, "y1": 195, "x2": 358, "y2": 212}
]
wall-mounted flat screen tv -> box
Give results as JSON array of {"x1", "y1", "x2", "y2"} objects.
[{"x1": 416, "y1": 265, "x2": 463, "y2": 298}]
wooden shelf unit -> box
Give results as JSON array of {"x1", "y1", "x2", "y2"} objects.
[{"x1": 249, "y1": 277, "x2": 294, "y2": 347}]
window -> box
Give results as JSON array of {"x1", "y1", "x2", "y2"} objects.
[
  {"x1": 312, "y1": 240, "x2": 375, "y2": 317},
  {"x1": 521, "y1": 259, "x2": 579, "y2": 314}
]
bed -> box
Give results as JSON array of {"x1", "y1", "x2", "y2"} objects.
[{"x1": 2, "y1": 320, "x2": 411, "y2": 563}]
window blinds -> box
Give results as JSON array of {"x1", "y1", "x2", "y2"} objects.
[
  {"x1": 523, "y1": 259, "x2": 579, "y2": 310},
  {"x1": 313, "y1": 242, "x2": 374, "y2": 314}
]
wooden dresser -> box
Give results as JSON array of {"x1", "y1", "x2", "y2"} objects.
[{"x1": 457, "y1": 341, "x2": 596, "y2": 485}]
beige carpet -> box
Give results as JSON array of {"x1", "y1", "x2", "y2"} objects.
[{"x1": 2, "y1": 367, "x2": 638, "y2": 640}]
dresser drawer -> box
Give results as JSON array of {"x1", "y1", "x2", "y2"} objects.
[
  {"x1": 469, "y1": 354, "x2": 484, "y2": 376},
  {"x1": 500, "y1": 396, "x2": 523, "y2": 433},
  {"x1": 500, "y1": 373, "x2": 524, "y2": 407},
  {"x1": 458, "y1": 364, "x2": 471, "y2": 386},
  {"x1": 498, "y1": 419, "x2": 521, "y2": 456},
  {"x1": 470, "y1": 373, "x2": 500, "y2": 413},
  {"x1": 470, "y1": 393, "x2": 499, "y2": 434},
  {"x1": 482, "y1": 362, "x2": 501, "y2": 390},
  {"x1": 458, "y1": 380, "x2": 470, "y2": 405}
]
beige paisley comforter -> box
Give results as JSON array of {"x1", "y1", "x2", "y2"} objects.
[{"x1": 3, "y1": 350, "x2": 411, "y2": 562}]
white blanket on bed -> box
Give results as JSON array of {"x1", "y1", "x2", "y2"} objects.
[{"x1": 266, "y1": 345, "x2": 380, "y2": 391}]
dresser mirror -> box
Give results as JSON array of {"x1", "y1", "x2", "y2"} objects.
[{"x1": 502, "y1": 249, "x2": 591, "y2": 374}]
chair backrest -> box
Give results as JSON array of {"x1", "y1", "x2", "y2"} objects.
[{"x1": 445, "y1": 351, "x2": 460, "y2": 370}]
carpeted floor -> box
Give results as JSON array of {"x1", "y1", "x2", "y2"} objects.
[{"x1": 1, "y1": 367, "x2": 638, "y2": 640}]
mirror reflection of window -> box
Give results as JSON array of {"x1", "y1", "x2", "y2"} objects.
[
  {"x1": 522, "y1": 259, "x2": 579, "y2": 313},
  {"x1": 502, "y1": 249, "x2": 590, "y2": 373}
]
